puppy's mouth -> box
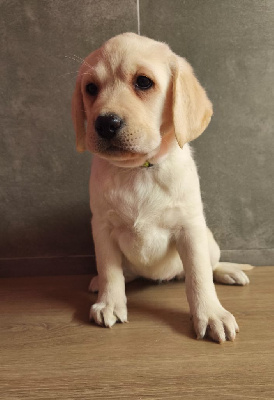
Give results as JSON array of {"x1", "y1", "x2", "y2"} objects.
[
  {"x1": 103, "y1": 144, "x2": 145, "y2": 160},
  {"x1": 90, "y1": 131, "x2": 162, "y2": 165}
]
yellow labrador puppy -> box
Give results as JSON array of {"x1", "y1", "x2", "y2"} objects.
[{"x1": 72, "y1": 33, "x2": 252, "y2": 342}]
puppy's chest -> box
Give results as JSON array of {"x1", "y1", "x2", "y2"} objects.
[{"x1": 103, "y1": 174, "x2": 183, "y2": 234}]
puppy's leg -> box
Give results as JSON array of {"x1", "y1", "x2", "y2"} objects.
[
  {"x1": 176, "y1": 219, "x2": 239, "y2": 343},
  {"x1": 89, "y1": 220, "x2": 127, "y2": 327},
  {"x1": 207, "y1": 228, "x2": 253, "y2": 285},
  {"x1": 89, "y1": 270, "x2": 138, "y2": 293},
  {"x1": 175, "y1": 270, "x2": 185, "y2": 281}
]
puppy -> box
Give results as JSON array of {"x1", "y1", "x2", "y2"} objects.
[{"x1": 72, "y1": 33, "x2": 253, "y2": 342}]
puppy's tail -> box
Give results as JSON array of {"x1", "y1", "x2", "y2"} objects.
[{"x1": 217, "y1": 262, "x2": 254, "y2": 271}]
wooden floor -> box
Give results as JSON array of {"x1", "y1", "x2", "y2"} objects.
[{"x1": 0, "y1": 267, "x2": 273, "y2": 399}]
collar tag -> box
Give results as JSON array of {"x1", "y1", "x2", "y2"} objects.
[{"x1": 142, "y1": 161, "x2": 153, "y2": 168}]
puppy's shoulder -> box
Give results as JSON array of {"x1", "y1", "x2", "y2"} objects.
[{"x1": 158, "y1": 143, "x2": 198, "y2": 180}]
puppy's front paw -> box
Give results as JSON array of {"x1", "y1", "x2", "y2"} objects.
[
  {"x1": 193, "y1": 305, "x2": 239, "y2": 343},
  {"x1": 89, "y1": 300, "x2": 128, "y2": 328}
]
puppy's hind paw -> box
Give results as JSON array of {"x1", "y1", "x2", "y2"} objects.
[
  {"x1": 213, "y1": 263, "x2": 251, "y2": 286},
  {"x1": 88, "y1": 275, "x2": 99, "y2": 293}
]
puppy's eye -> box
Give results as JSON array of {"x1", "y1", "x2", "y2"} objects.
[
  {"x1": 135, "y1": 75, "x2": 153, "y2": 90},
  {"x1": 86, "y1": 83, "x2": 98, "y2": 96}
]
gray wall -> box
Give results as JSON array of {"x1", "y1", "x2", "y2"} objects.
[{"x1": 1, "y1": 0, "x2": 273, "y2": 276}]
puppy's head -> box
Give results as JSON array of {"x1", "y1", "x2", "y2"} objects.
[{"x1": 72, "y1": 32, "x2": 212, "y2": 167}]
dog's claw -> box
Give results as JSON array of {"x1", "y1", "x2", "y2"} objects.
[
  {"x1": 90, "y1": 301, "x2": 128, "y2": 328},
  {"x1": 193, "y1": 306, "x2": 239, "y2": 343}
]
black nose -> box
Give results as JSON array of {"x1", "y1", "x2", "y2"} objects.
[{"x1": 95, "y1": 114, "x2": 123, "y2": 140}]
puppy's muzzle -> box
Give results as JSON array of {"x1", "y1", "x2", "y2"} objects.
[{"x1": 95, "y1": 114, "x2": 123, "y2": 140}]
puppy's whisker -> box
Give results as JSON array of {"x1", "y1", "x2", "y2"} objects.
[
  {"x1": 65, "y1": 55, "x2": 92, "y2": 70},
  {"x1": 81, "y1": 72, "x2": 94, "y2": 78},
  {"x1": 72, "y1": 54, "x2": 93, "y2": 70},
  {"x1": 62, "y1": 70, "x2": 80, "y2": 76},
  {"x1": 73, "y1": 54, "x2": 92, "y2": 69},
  {"x1": 65, "y1": 55, "x2": 82, "y2": 64},
  {"x1": 58, "y1": 70, "x2": 80, "y2": 79}
]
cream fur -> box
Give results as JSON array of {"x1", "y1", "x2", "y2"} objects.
[{"x1": 72, "y1": 33, "x2": 253, "y2": 342}]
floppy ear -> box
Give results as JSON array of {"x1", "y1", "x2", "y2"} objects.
[
  {"x1": 71, "y1": 74, "x2": 86, "y2": 152},
  {"x1": 172, "y1": 56, "x2": 213, "y2": 148}
]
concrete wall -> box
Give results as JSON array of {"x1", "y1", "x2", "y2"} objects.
[{"x1": 1, "y1": 0, "x2": 273, "y2": 276}]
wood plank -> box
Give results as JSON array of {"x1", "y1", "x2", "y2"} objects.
[{"x1": 0, "y1": 267, "x2": 273, "y2": 399}]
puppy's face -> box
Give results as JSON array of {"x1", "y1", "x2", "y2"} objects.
[
  {"x1": 78, "y1": 34, "x2": 173, "y2": 166},
  {"x1": 72, "y1": 33, "x2": 213, "y2": 167}
]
